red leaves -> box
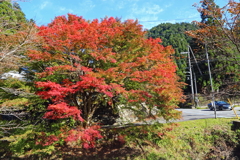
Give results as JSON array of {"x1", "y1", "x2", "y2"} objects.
[
  {"x1": 37, "y1": 65, "x2": 76, "y2": 77},
  {"x1": 43, "y1": 102, "x2": 83, "y2": 121},
  {"x1": 36, "y1": 81, "x2": 75, "y2": 102},
  {"x1": 36, "y1": 125, "x2": 102, "y2": 149},
  {"x1": 72, "y1": 75, "x2": 114, "y2": 97},
  {"x1": 31, "y1": 14, "x2": 184, "y2": 128},
  {"x1": 64, "y1": 125, "x2": 103, "y2": 149},
  {"x1": 36, "y1": 133, "x2": 59, "y2": 146},
  {"x1": 24, "y1": 14, "x2": 188, "y2": 152},
  {"x1": 117, "y1": 135, "x2": 126, "y2": 145}
]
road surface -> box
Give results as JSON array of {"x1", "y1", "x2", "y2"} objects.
[
  {"x1": 176, "y1": 107, "x2": 240, "y2": 121},
  {"x1": 103, "y1": 107, "x2": 240, "y2": 128}
]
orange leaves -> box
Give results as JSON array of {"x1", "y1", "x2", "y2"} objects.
[
  {"x1": 27, "y1": 50, "x2": 50, "y2": 60},
  {"x1": 189, "y1": 0, "x2": 240, "y2": 52},
  {"x1": 227, "y1": 1, "x2": 240, "y2": 14},
  {"x1": 21, "y1": 14, "x2": 187, "y2": 152}
]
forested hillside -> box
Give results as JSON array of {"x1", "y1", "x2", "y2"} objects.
[
  {"x1": 0, "y1": 0, "x2": 36, "y2": 74},
  {"x1": 147, "y1": 1, "x2": 240, "y2": 99},
  {"x1": 147, "y1": 23, "x2": 198, "y2": 94}
]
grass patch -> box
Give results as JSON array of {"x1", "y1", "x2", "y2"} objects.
[
  {"x1": 46, "y1": 118, "x2": 240, "y2": 159},
  {"x1": 124, "y1": 118, "x2": 240, "y2": 160},
  {"x1": 196, "y1": 106, "x2": 208, "y2": 109},
  {"x1": 1, "y1": 118, "x2": 239, "y2": 159}
]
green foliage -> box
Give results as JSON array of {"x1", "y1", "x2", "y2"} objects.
[
  {"x1": 123, "y1": 78, "x2": 142, "y2": 91},
  {"x1": 0, "y1": 78, "x2": 32, "y2": 106},
  {"x1": 0, "y1": 97, "x2": 28, "y2": 108},
  {"x1": 147, "y1": 22, "x2": 197, "y2": 54},
  {"x1": 147, "y1": 22, "x2": 198, "y2": 81},
  {"x1": 1, "y1": 116, "x2": 74, "y2": 158},
  {"x1": 4, "y1": 129, "x2": 56, "y2": 158},
  {"x1": 129, "y1": 118, "x2": 240, "y2": 160},
  {"x1": 0, "y1": 77, "x2": 30, "y2": 90},
  {"x1": 1, "y1": 117, "x2": 240, "y2": 159},
  {"x1": 0, "y1": 1, "x2": 26, "y2": 31},
  {"x1": 200, "y1": 0, "x2": 219, "y2": 24}
]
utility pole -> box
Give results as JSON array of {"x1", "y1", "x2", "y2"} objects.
[
  {"x1": 189, "y1": 45, "x2": 202, "y2": 76},
  {"x1": 181, "y1": 47, "x2": 194, "y2": 108},
  {"x1": 193, "y1": 71, "x2": 199, "y2": 107},
  {"x1": 189, "y1": 45, "x2": 202, "y2": 108},
  {"x1": 188, "y1": 47, "x2": 195, "y2": 107},
  {"x1": 205, "y1": 44, "x2": 216, "y2": 119}
]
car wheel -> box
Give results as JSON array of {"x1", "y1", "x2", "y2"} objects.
[
  {"x1": 210, "y1": 107, "x2": 214, "y2": 110},
  {"x1": 219, "y1": 106, "x2": 222, "y2": 110}
]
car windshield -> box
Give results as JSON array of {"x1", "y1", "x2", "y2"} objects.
[{"x1": 216, "y1": 101, "x2": 229, "y2": 105}]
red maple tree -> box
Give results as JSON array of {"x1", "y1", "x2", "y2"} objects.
[{"x1": 27, "y1": 14, "x2": 184, "y2": 149}]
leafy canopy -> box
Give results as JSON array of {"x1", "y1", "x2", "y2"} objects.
[{"x1": 22, "y1": 14, "x2": 184, "y2": 152}]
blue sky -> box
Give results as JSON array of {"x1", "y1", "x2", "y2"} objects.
[{"x1": 18, "y1": 0, "x2": 229, "y2": 30}]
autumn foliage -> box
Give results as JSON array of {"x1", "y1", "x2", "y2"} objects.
[
  {"x1": 26, "y1": 14, "x2": 184, "y2": 149},
  {"x1": 186, "y1": 0, "x2": 240, "y2": 94}
]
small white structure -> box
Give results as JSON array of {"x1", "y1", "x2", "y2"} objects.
[{"x1": 0, "y1": 70, "x2": 26, "y2": 81}]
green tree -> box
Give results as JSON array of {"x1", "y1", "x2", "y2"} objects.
[
  {"x1": 147, "y1": 23, "x2": 198, "y2": 83},
  {"x1": 0, "y1": 0, "x2": 26, "y2": 31},
  {"x1": 187, "y1": 0, "x2": 240, "y2": 97},
  {"x1": 200, "y1": 0, "x2": 218, "y2": 24}
]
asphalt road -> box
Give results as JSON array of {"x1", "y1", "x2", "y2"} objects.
[
  {"x1": 176, "y1": 107, "x2": 240, "y2": 121},
  {"x1": 104, "y1": 106, "x2": 240, "y2": 127}
]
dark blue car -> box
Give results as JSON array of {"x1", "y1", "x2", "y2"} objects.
[{"x1": 208, "y1": 101, "x2": 233, "y2": 110}]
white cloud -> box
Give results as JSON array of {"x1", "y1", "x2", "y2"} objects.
[
  {"x1": 59, "y1": 7, "x2": 74, "y2": 14},
  {"x1": 127, "y1": 2, "x2": 165, "y2": 29},
  {"x1": 148, "y1": 4, "x2": 163, "y2": 14},
  {"x1": 187, "y1": 13, "x2": 199, "y2": 19},
  {"x1": 40, "y1": 1, "x2": 51, "y2": 10},
  {"x1": 131, "y1": 3, "x2": 163, "y2": 15},
  {"x1": 139, "y1": 16, "x2": 159, "y2": 29},
  {"x1": 164, "y1": 3, "x2": 173, "y2": 8},
  {"x1": 117, "y1": 1, "x2": 125, "y2": 9},
  {"x1": 78, "y1": 0, "x2": 95, "y2": 12},
  {"x1": 59, "y1": 7, "x2": 66, "y2": 12},
  {"x1": 174, "y1": 9, "x2": 200, "y2": 23},
  {"x1": 138, "y1": 16, "x2": 182, "y2": 29}
]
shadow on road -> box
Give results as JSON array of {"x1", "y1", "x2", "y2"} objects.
[
  {"x1": 201, "y1": 109, "x2": 233, "y2": 112},
  {"x1": 201, "y1": 109, "x2": 211, "y2": 111}
]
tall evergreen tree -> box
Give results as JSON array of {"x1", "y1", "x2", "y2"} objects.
[{"x1": 200, "y1": 0, "x2": 217, "y2": 24}]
